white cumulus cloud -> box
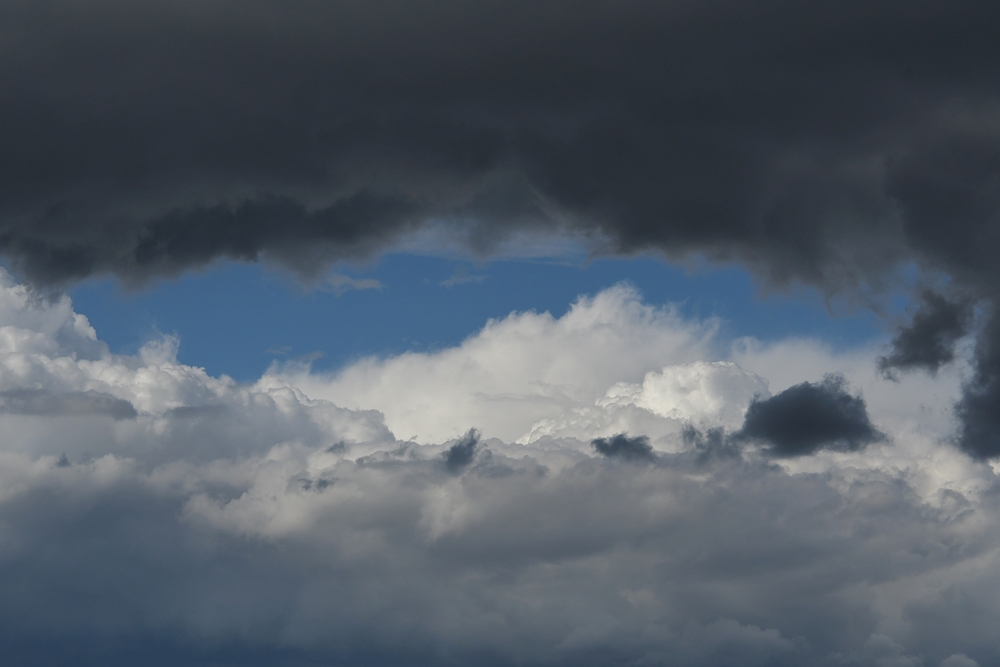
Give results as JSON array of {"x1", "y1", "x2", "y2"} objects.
[{"x1": 265, "y1": 283, "x2": 717, "y2": 442}]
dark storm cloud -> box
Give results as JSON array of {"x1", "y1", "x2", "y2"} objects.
[
  {"x1": 5, "y1": 0, "x2": 1000, "y2": 453},
  {"x1": 735, "y1": 375, "x2": 885, "y2": 457},
  {"x1": 1, "y1": 0, "x2": 999, "y2": 287},
  {"x1": 591, "y1": 433, "x2": 655, "y2": 462},
  {"x1": 0, "y1": 389, "x2": 137, "y2": 421},
  {"x1": 444, "y1": 428, "x2": 480, "y2": 473},
  {"x1": 957, "y1": 316, "x2": 1000, "y2": 460},
  {"x1": 879, "y1": 290, "x2": 974, "y2": 378}
]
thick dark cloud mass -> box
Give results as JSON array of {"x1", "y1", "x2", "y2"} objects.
[
  {"x1": 879, "y1": 290, "x2": 974, "y2": 377},
  {"x1": 4, "y1": 4, "x2": 1000, "y2": 444},
  {"x1": 592, "y1": 433, "x2": 656, "y2": 462},
  {"x1": 957, "y1": 317, "x2": 1000, "y2": 459},
  {"x1": 1, "y1": 0, "x2": 998, "y2": 285},
  {"x1": 736, "y1": 375, "x2": 885, "y2": 457},
  {"x1": 444, "y1": 428, "x2": 480, "y2": 473}
]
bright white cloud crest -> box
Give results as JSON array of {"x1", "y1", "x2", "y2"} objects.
[{"x1": 0, "y1": 268, "x2": 994, "y2": 667}]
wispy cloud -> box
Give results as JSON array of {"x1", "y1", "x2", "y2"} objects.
[
  {"x1": 440, "y1": 266, "x2": 486, "y2": 287},
  {"x1": 320, "y1": 273, "x2": 384, "y2": 296}
]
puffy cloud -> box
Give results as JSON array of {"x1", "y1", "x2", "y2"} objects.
[
  {"x1": 266, "y1": 284, "x2": 715, "y2": 443},
  {"x1": 0, "y1": 270, "x2": 996, "y2": 665},
  {"x1": 0, "y1": 268, "x2": 392, "y2": 464},
  {"x1": 522, "y1": 360, "x2": 769, "y2": 444}
]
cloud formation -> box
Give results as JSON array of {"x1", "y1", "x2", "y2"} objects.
[
  {"x1": 591, "y1": 433, "x2": 655, "y2": 462},
  {"x1": 735, "y1": 375, "x2": 886, "y2": 457},
  {"x1": 270, "y1": 284, "x2": 715, "y2": 443},
  {"x1": 6, "y1": 0, "x2": 1000, "y2": 456},
  {"x1": 879, "y1": 290, "x2": 974, "y2": 378},
  {"x1": 0, "y1": 270, "x2": 996, "y2": 665},
  {"x1": 444, "y1": 428, "x2": 481, "y2": 473}
]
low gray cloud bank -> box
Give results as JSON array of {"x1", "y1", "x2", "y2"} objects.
[{"x1": 1, "y1": 429, "x2": 994, "y2": 667}]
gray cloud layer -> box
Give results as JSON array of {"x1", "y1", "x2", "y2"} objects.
[{"x1": 1, "y1": 436, "x2": 993, "y2": 667}]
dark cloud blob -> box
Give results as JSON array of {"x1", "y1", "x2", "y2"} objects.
[
  {"x1": 591, "y1": 433, "x2": 655, "y2": 462},
  {"x1": 5, "y1": 0, "x2": 1000, "y2": 453},
  {"x1": 957, "y1": 316, "x2": 1000, "y2": 460},
  {"x1": 444, "y1": 428, "x2": 480, "y2": 473},
  {"x1": 735, "y1": 375, "x2": 885, "y2": 457},
  {"x1": 878, "y1": 290, "x2": 974, "y2": 378},
  {"x1": 0, "y1": 389, "x2": 137, "y2": 421}
]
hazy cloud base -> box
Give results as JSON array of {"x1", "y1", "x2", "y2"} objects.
[{"x1": 0, "y1": 269, "x2": 992, "y2": 666}]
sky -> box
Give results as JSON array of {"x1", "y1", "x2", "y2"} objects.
[
  {"x1": 2, "y1": 2, "x2": 1000, "y2": 665},
  {"x1": 67, "y1": 255, "x2": 885, "y2": 381}
]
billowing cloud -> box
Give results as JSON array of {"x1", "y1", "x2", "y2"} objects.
[
  {"x1": 0, "y1": 272, "x2": 996, "y2": 665},
  {"x1": 268, "y1": 283, "x2": 716, "y2": 443},
  {"x1": 521, "y1": 360, "x2": 770, "y2": 444}
]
